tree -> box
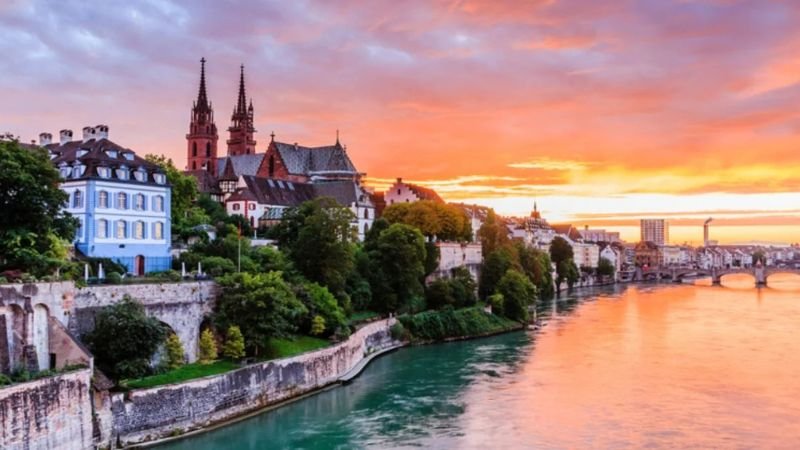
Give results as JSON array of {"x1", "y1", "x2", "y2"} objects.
[
  {"x1": 477, "y1": 209, "x2": 510, "y2": 256},
  {"x1": 556, "y1": 259, "x2": 580, "y2": 291},
  {"x1": 550, "y1": 237, "x2": 576, "y2": 293},
  {"x1": 145, "y1": 155, "x2": 201, "y2": 233},
  {"x1": 274, "y1": 197, "x2": 356, "y2": 296},
  {"x1": 222, "y1": 326, "x2": 245, "y2": 360},
  {"x1": 310, "y1": 316, "x2": 326, "y2": 336},
  {"x1": 214, "y1": 272, "x2": 308, "y2": 355},
  {"x1": 516, "y1": 242, "x2": 554, "y2": 298},
  {"x1": 198, "y1": 329, "x2": 218, "y2": 364},
  {"x1": 479, "y1": 248, "x2": 517, "y2": 299},
  {"x1": 0, "y1": 139, "x2": 77, "y2": 276},
  {"x1": 450, "y1": 266, "x2": 478, "y2": 307},
  {"x1": 296, "y1": 282, "x2": 347, "y2": 336},
  {"x1": 368, "y1": 223, "x2": 427, "y2": 313},
  {"x1": 426, "y1": 279, "x2": 455, "y2": 310},
  {"x1": 85, "y1": 295, "x2": 166, "y2": 380},
  {"x1": 164, "y1": 333, "x2": 185, "y2": 370},
  {"x1": 496, "y1": 269, "x2": 537, "y2": 322},
  {"x1": 597, "y1": 257, "x2": 615, "y2": 277},
  {"x1": 382, "y1": 201, "x2": 472, "y2": 242},
  {"x1": 752, "y1": 250, "x2": 766, "y2": 266}
]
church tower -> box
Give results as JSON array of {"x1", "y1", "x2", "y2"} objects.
[
  {"x1": 227, "y1": 65, "x2": 257, "y2": 156},
  {"x1": 186, "y1": 57, "x2": 219, "y2": 172}
]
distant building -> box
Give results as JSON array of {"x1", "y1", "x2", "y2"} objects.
[
  {"x1": 640, "y1": 219, "x2": 669, "y2": 245},
  {"x1": 383, "y1": 177, "x2": 444, "y2": 205},
  {"x1": 579, "y1": 226, "x2": 621, "y2": 243},
  {"x1": 634, "y1": 241, "x2": 660, "y2": 267},
  {"x1": 38, "y1": 126, "x2": 172, "y2": 275}
]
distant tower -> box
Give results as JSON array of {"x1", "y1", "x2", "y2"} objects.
[
  {"x1": 186, "y1": 57, "x2": 219, "y2": 173},
  {"x1": 227, "y1": 65, "x2": 257, "y2": 156}
]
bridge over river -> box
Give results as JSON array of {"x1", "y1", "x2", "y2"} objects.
[{"x1": 637, "y1": 266, "x2": 800, "y2": 286}]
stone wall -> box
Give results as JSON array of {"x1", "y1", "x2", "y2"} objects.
[
  {"x1": 0, "y1": 368, "x2": 94, "y2": 450},
  {"x1": 110, "y1": 318, "x2": 399, "y2": 446}
]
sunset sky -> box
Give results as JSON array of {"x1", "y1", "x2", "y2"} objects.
[{"x1": 3, "y1": 0, "x2": 800, "y2": 244}]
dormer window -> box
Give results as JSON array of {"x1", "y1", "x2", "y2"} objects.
[
  {"x1": 59, "y1": 167, "x2": 70, "y2": 179},
  {"x1": 105, "y1": 150, "x2": 118, "y2": 158},
  {"x1": 134, "y1": 169, "x2": 147, "y2": 182},
  {"x1": 154, "y1": 173, "x2": 166, "y2": 185},
  {"x1": 97, "y1": 167, "x2": 111, "y2": 178},
  {"x1": 116, "y1": 167, "x2": 129, "y2": 180},
  {"x1": 123, "y1": 152, "x2": 134, "y2": 161},
  {"x1": 76, "y1": 149, "x2": 88, "y2": 158},
  {"x1": 72, "y1": 165, "x2": 85, "y2": 178}
]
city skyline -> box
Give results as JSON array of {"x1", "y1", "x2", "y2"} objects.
[{"x1": 4, "y1": 1, "x2": 800, "y2": 243}]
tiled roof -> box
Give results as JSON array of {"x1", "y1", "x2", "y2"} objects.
[
  {"x1": 215, "y1": 153, "x2": 265, "y2": 178},
  {"x1": 185, "y1": 169, "x2": 220, "y2": 193},
  {"x1": 42, "y1": 138, "x2": 166, "y2": 186},
  {"x1": 273, "y1": 141, "x2": 358, "y2": 175},
  {"x1": 235, "y1": 175, "x2": 316, "y2": 207},
  {"x1": 313, "y1": 181, "x2": 364, "y2": 207},
  {"x1": 405, "y1": 183, "x2": 444, "y2": 203}
]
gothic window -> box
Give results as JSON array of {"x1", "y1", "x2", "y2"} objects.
[
  {"x1": 72, "y1": 190, "x2": 83, "y2": 208},
  {"x1": 206, "y1": 142, "x2": 211, "y2": 157},
  {"x1": 134, "y1": 221, "x2": 145, "y2": 239},
  {"x1": 98, "y1": 191, "x2": 108, "y2": 208},
  {"x1": 154, "y1": 222, "x2": 164, "y2": 239},
  {"x1": 117, "y1": 192, "x2": 128, "y2": 209},
  {"x1": 116, "y1": 220, "x2": 127, "y2": 239},
  {"x1": 268, "y1": 155, "x2": 275, "y2": 177},
  {"x1": 97, "y1": 219, "x2": 108, "y2": 238},
  {"x1": 193, "y1": 142, "x2": 197, "y2": 157},
  {"x1": 192, "y1": 161, "x2": 197, "y2": 170}
]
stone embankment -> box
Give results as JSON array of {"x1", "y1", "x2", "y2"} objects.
[{"x1": 109, "y1": 318, "x2": 400, "y2": 447}]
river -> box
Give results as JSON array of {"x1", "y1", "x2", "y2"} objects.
[{"x1": 159, "y1": 275, "x2": 800, "y2": 449}]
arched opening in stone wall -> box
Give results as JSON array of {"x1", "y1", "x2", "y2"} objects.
[
  {"x1": 198, "y1": 317, "x2": 220, "y2": 358},
  {"x1": 32, "y1": 304, "x2": 50, "y2": 371},
  {"x1": 151, "y1": 321, "x2": 180, "y2": 369},
  {"x1": 7, "y1": 304, "x2": 26, "y2": 371}
]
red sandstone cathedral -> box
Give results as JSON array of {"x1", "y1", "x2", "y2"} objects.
[{"x1": 183, "y1": 58, "x2": 376, "y2": 238}]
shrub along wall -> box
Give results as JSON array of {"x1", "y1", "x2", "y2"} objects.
[{"x1": 398, "y1": 307, "x2": 522, "y2": 342}]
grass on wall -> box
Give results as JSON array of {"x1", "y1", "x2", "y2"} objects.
[{"x1": 264, "y1": 336, "x2": 331, "y2": 359}]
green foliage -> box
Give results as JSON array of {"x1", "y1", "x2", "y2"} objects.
[
  {"x1": 556, "y1": 259, "x2": 580, "y2": 290},
  {"x1": 145, "y1": 155, "x2": 201, "y2": 234},
  {"x1": 488, "y1": 293, "x2": 505, "y2": 316},
  {"x1": 496, "y1": 269, "x2": 537, "y2": 322},
  {"x1": 450, "y1": 266, "x2": 478, "y2": 307},
  {"x1": 85, "y1": 295, "x2": 166, "y2": 380},
  {"x1": 426, "y1": 279, "x2": 455, "y2": 310},
  {"x1": 382, "y1": 200, "x2": 472, "y2": 242},
  {"x1": 310, "y1": 315, "x2": 326, "y2": 336},
  {"x1": 477, "y1": 209, "x2": 509, "y2": 256},
  {"x1": 200, "y1": 256, "x2": 237, "y2": 277},
  {"x1": 222, "y1": 326, "x2": 246, "y2": 360},
  {"x1": 479, "y1": 248, "x2": 517, "y2": 299},
  {"x1": 390, "y1": 322, "x2": 410, "y2": 341},
  {"x1": 515, "y1": 242, "x2": 554, "y2": 298},
  {"x1": 550, "y1": 237, "x2": 578, "y2": 291},
  {"x1": 105, "y1": 272, "x2": 122, "y2": 285},
  {"x1": 198, "y1": 329, "x2": 218, "y2": 364},
  {"x1": 264, "y1": 335, "x2": 330, "y2": 359},
  {"x1": 0, "y1": 140, "x2": 78, "y2": 276},
  {"x1": 398, "y1": 306, "x2": 520, "y2": 342},
  {"x1": 296, "y1": 282, "x2": 347, "y2": 336},
  {"x1": 597, "y1": 257, "x2": 615, "y2": 277},
  {"x1": 164, "y1": 334, "x2": 185, "y2": 370},
  {"x1": 346, "y1": 246, "x2": 373, "y2": 312},
  {"x1": 274, "y1": 197, "x2": 356, "y2": 296},
  {"x1": 367, "y1": 223, "x2": 427, "y2": 313},
  {"x1": 215, "y1": 272, "x2": 308, "y2": 355}
]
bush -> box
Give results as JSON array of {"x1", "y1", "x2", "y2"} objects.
[
  {"x1": 0, "y1": 374, "x2": 11, "y2": 386},
  {"x1": 201, "y1": 256, "x2": 236, "y2": 277},
  {"x1": 310, "y1": 315, "x2": 326, "y2": 336},
  {"x1": 488, "y1": 293, "x2": 504, "y2": 316},
  {"x1": 164, "y1": 334, "x2": 185, "y2": 370},
  {"x1": 151, "y1": 270, "x2": 182, "y2": 282},
  {"x1": 390, "y1": 322, "x2": 410, "y2": 341},
  {"x1": 398, "y1": 306, "x2": 520, "y2": 342},
  {"x1": 426, "y1": 279, "x2": 455, "y2": 310},
  {"x1": 198, "y1": 329, "x2": 218, "y2": 364},
  {"x1": 222, "y1": 326, "x2": 245, "y2": 360},
  {"x1": 105, "y1": 272, "x2": 122, "y2": 285},
  {"x1": 496, "y1": 269, "x2": 537, "y2": 322}
]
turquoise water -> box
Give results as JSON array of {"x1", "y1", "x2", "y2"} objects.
[{"x1": 159, "y1": 281, "x2": 800, "y2": 449}]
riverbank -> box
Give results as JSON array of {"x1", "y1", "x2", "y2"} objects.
[{"x1": 397, "y1": 306, "x2": 524, "y2": 344}]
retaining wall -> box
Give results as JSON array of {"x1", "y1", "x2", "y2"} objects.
[
  {"x1": 0, "y1": 368, "x2": 94, "y2": 450},
  {"x1": 110, "y1": 318, "x2": 398, "y2": 446}
]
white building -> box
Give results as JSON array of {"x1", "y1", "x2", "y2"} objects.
[{"x1": 384, "y1": 177, "x2": 444, "y2": 206}]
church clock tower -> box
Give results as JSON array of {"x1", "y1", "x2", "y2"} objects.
[{"x1": 186, "y1": 57, "x2": 219, "y2": 173}]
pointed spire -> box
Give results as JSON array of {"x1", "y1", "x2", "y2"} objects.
[
  {"x1": 336, "y1": 129, "x2": 340, "y2": 146},
  {"x1": 197, "y1": 57, "x2": 209, "y2": 109},
  {"x1": 270, "y1": 131, "x2": 275, "y2": 142},
  {"x1": 236, "y1": 64, "x2": 247, "y2": 114}
]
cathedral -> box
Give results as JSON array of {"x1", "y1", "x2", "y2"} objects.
[{"x1": 184, "y1": 59, "x2": 375, "y2": 239}]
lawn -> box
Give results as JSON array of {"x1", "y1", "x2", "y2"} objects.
[
  {"x1": 264, "y1": 335, "x2": 331, "y2": 359},
  {"x1": 123, "y1": 360, "x2": 239, "y2": 389}
]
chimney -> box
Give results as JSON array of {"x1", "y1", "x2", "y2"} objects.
[
  {"x1": 94, "y1": 124, "x2": 109, "y2": 140},
  {"x1": 397, "y1": 177, "x2": 403, "y2": 183},
  {"x1": 59, "y1": 129, "x2": 73, "y2": 145},
  {"x1": 38, "y1": 132, "x2": 52, "y2": 146},
  {"x1": 82, "y1": 126, "x2": 95, "y2": 142}
]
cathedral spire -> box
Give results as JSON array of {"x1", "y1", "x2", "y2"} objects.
[
  {"x1": 236, "y1": 64, "x2": 247, "y2": 115},
  {"x1": 227, "y1": 64, "x2": 256, "y2": 156},
  {"x1": 197, "y1": 57, "x2": 209, "y2": 109}
]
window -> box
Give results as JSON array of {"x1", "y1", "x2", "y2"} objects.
[
  {"x1": 397, "y1": 189, "x2": 401, "y2": 195},
  {"x1": 153, "y1": 195, "x2": 164, "y2": 212},
  {"x1": 192, "y1": 161, "x2": 197, "y2": 170},
  {"x1": 105, "y1": 150, "x2": 118, "y2": 158},
  {"x1": 116, "y1": 220, "x2": 127, "y2": 239},
  {"x1": 59, "y1": 167, "x2": 70, "y2": 178},
  {"x1": 72, "y1": 165, "x2": 85, "y2": 178},
  {"x1": 232, "y1": 203, "x2": 240, "y2": 211},
  {"x1": 192, "y1": 142, "x2": 197, "y2": 157},
  {"x1": 98, "y1": 191, "x2": 109, "y2": 208},
  {"x1": 97, "y1": 219, "x2": 108, "y2": 238},
  {"x1": 117, "y1": 192, "x2": 128, "y2": 209},
  {"x1": 206, "y1": 142, "x2": 211, "y2": 157},
  {"x1": 154, "y1": 173, "x2": 166, "y2": 184},
  {"x1": 123, "y1": 152, "x2": 134, "y2": 161},
  {"x1": 134, "y1": 169, "x2": 147, "y2": 182},
  {"x1": 134, "y1": 193, "x2": 146, "y2": 211},
  {"x1": 154, "y1": 222, "x2": 164, "y2": 240},
  {"x1": 134, "y1": 221, "x2": 145, "y2": 239},
  {"x1": 268, "y1": 155, "x2": 275, "y2": 177},
  {"x1": 98, "y1": 167, "x2": 111, "y2": 178},
  {"x1": 249, "y1": 203, "x2": 255, "y2": 210},
  {"x1": 72, "y1": 190, "x2": 83, "y2": 208},
  {"x1": 116, "y1": 167, "x2": 129, "y2": 180}
]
